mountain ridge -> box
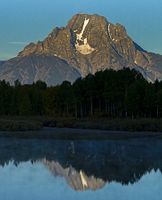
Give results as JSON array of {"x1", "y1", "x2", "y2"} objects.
[{"x1": 0, "y1": 13, "x2": 162, "y2": 85}]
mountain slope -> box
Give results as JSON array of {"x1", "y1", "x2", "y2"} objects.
[
  {"x1": 0, "y1": 61, "x2": 4, "y2": 67},
  {"x1": 1, "y1": 13, "x2": 162, "y2": 84},
  {"x1": 0, "y1": 55, "x2": 80, "y2": 85}
]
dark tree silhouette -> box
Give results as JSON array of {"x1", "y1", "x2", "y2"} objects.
[{"x1": 0, "y1": 68, "x2": 162, "y2": 118}]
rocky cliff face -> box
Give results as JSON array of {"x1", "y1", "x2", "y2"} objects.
[{"x1": 1, "y1": 13, "x2": 162, "y2": 85}]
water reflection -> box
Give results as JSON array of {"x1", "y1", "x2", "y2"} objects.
[
  {"x1": 0, "y1": 137, "x2": 162, "y2": 192},
  {"x1": 42, "y1": 159, "x2": 105, "y2": 191}
]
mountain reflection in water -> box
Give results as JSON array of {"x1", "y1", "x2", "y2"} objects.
[{"x1": 0, "y1": 137, "x2": 162, "y2": 192}]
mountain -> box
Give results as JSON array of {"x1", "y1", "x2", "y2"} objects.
[{"x1": 1, "y1": 13, "x2": 162, "y2": 85}]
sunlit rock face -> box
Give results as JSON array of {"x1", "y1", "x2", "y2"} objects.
[
  {"x1": 1, "y1": 13, "x2": 162, "y2": 85},
  {"x1": 42, "y1": 159, "x2": 105, "y2": 191}
]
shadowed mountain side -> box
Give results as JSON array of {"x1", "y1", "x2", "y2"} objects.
[
  {"x1": 0, "y1": 61, "x2": 4, "y2": 65},
  {"x1": 0, "y1": 55, "x2": 80, "y2": 86},
  {"x1": 1, "y1": 138, "x2": 162, "y2": 188}
]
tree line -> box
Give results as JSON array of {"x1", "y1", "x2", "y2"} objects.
[{"x1": 0, "y1": 68, "x2": 162, "y2": 118}]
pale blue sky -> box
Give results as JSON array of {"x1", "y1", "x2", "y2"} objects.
[{"x1": 0, "y1": 0, "x2": 162, "y2": 60}]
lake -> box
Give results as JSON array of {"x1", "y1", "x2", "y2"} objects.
[{"x1": 0, "y1": 137, "x2": 162, "y2": 200}]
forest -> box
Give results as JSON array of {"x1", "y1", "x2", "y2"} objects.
[{"x1": 0, "y1": 68, "x2": 162, "y2": 119}]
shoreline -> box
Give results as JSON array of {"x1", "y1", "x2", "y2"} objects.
[{"x1": 0, "y1": 127, "x2": 162, "y2": 140}]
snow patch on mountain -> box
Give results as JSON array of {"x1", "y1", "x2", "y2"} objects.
[
  {"x1": 108, "y1": 24, "x2": 113, "y2": 41},
  {"x1": 75, "y1": 18, "x2": 95, "y2": 55},
  {"x1": 75, "y1": 38, "x2": 95, "y2": 55},
  {"x1": 77, "y1": 18, "x2": 90, "y2": 41}
]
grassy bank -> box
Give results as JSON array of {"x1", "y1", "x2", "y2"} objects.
[
  {"x1": 69, "y1": 118, "x2": 162, "y2": 132},
  {"x1": 40, "y1": 117, "x2": 162, "y2": 132},
  {"x1": 0, "y1": 118, "x2": 43, "y2": 131},
  {"x1": 1, "y1": 116, "x2": 162, "y2": 132}
]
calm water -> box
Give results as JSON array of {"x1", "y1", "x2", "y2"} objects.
[{"x1": 0, "y1": 137, "x2": 162, "y2": 200}]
